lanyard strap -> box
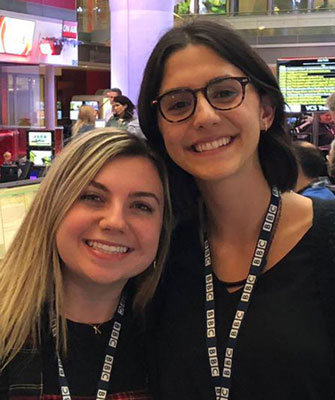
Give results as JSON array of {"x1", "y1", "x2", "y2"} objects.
[
  {"x1": 51, "y1": 293, "x2": 127, "y2": 400},
  {"x1": 204, "y1": 187, "x2": 281, "y2": 400}
]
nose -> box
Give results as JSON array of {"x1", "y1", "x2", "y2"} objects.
[
  {"x1": 99, "y1": 203, "x2": 128, "y2": 232},
  {"x1": 191, "y1": 92, "x2": 221, "y2": 130}
]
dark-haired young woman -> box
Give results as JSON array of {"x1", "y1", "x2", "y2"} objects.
[
  {"x1": 138, "y1": 20, "x2": 335, "y2": 400},
  {"x1": 106, "y1": 95, "x2": 145, "y2": 139}
]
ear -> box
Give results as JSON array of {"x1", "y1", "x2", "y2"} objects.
[{"x1": 259, "y1": 95, "x2": 275, "y2": 131}]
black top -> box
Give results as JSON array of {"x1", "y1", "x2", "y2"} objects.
[
  {"x1": 0, "y1": 296, "x2": 151, "y2": 399},
  {"x1": 148, "y1": 198, "x2": 335, "y2": 400},
  {"x1": 42, "y1": 304, "x2": 148, "y2": 396}
]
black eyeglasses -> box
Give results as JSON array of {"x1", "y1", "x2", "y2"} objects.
[{"x1": 152, "y1": 76, "x2": 250, "y2": 123}]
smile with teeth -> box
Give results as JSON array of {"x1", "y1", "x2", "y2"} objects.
[
  {"x1": 86, "y1": 240, "x2": 129, "y2": 255},
  {"x1": 194, "y1": 136, "x2": 232, "y2": 153}
]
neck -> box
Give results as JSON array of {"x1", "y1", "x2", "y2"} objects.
[
  {"x1": 63, "y1": 275, "x2": 126, "y2": 324},
  {"x1": 197, "y1": 169, "x2": 271, "y2": 243}
]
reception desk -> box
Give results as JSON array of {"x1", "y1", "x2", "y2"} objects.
[{"x1": 0, "y1": 179, "x2": 41, "y2": 259}]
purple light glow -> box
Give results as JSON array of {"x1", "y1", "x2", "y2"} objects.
[{"x1": 109, "y1": 0, "x2": 174, "y2": 105}]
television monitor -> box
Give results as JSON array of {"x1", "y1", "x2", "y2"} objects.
[
  {"x1": 70, "y1": 100, "x2": 83, "y2": 120},
  {"x1": 277, "y1": 57, "x2": 335, "y2": 113},
  {"x1": 84, "y1": 100, "x2": 99, "y2": 111},
  {"x1": 70, "y1": 100, "x2": 100, "y2": 120},
  {"x1": 28, "y1": 149, "x2": 53, "y2": 166},
  {"x1": 28, "y1": 131, "x2": 53, "y2": 147}
]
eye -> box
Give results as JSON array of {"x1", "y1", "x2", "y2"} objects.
[
  {"x1": 212, "y1": 89, "x2": 237, "y2": 99},
  {"x1": 80, "y1": 192, "x2": 104, "y2": 204},
  {"x1": 161, "y1": 91, "x2": 194, "y2": 116},
  {"x1": 168, "y1": 100, "x2": 191, "y2": 111},
  {"x1": 208, "y1": 80, "x2": 241, "y2": 104},
  {"x1": 131, "y1": 201, "x2": 154, "y2": 213}
]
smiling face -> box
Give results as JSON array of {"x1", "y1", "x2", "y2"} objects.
[
  {"x1": 157, "y1": 45, "x2": 274, "y2": 184},
  {"x1": 56, "y1": 156, "x2": 164, "y2": 293}
]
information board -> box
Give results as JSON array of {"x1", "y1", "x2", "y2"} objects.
[{"x1": 277, "y1": 57, "x2": 335, "y2": 113}]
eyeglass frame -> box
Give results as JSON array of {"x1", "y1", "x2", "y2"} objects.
[{"x1": 151, "y1": 76, "x2": 251, "y2": 123}]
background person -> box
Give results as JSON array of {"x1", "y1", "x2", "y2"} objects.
[
  {"x1": 326, "y1": 92, "x2": 335, "y2": 122},
  {"x1": 106, "y1": 95, "x2": 145, "y2": 139},
  {"x1": 294, "y1": 111, "x2": 335, "y2": 146},
  {"x1": 71, "y1": 105, "x2": 96, "y2": 137},
  {"x1": 104, "y1": 87, "x2": 122, "y2": 123},
  {"x1": 293, "y1": 140, "x2": 335, "y2": 199},
  {"x1": 0, "y1": 129, "x2": 172, "y2": 399},
  {"x1": 327, "y1": 138, "x2": 335, "y2": 179},
  {"x1": 138, "y1": 20, "x2": 335, "y2": 399},
  {"x1": 2, "y1": 151, "x2": 13, "y2": 165}
]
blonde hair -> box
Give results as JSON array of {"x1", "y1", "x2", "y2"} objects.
[
  {"x1": 328, "y1": 139, "x2": 335, "y2": 178},
  {"x1": 0, "y1": 128, "x2": 172, "y2": 368},
  {"x1": 326, "y1": 93, "x2": 335, "y2": 112},
  {"x1": 71, "y1": 105, "x2": 96, "y2": 136}
]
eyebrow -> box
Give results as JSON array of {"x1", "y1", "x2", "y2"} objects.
[
  {"x1": 160, "y1": 74, "x2": 240, "y2": 95},
  {"x1": 88, "y1": 181, "x2": 109, "y2": 193},
  {"x1": 88, "y1": 181, "x2": 161, "y2": 205},
  {"x1": 129, "y1": 191, "x2": 161, "y2": 205}
]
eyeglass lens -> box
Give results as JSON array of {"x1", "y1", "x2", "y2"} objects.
[{"x1": 159, "y1": 78, "x2": 245, "y2": 122}]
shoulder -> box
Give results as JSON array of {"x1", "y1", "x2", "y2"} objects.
[{"x1": 283, "y1": 192, "x2": 335, "y2": 248}]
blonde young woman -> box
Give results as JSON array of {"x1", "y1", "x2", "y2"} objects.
[
  {"x1": 71, "y1": 105, "x2": 96, "y2": 137},
  {"x1": 0, "y1": 129, "x2": 172, "y2": 399}
]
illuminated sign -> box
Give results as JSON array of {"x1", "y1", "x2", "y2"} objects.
[
  {"x1": 62, "y1": 20, "x2": 77, "y2": 39},
  {"x1": 39, "y1": 37, "x2": 63, "y2": 55},
  {"x1": 28, "y1": 131, "x2": 53, "y2": 147},
  {"x1": 278, "y1": 57, "x2": 335, "y2": 112},
  {"x1": 0, "y1": 16, "x2": 35, "y2": 56}
]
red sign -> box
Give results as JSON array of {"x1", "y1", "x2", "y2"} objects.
[
  {"x1": 62, "y1": 21, "x2": 78, "y2": 39},
  {"x1": 17, "y1": 0, "x2": 76, "y2": 10}
]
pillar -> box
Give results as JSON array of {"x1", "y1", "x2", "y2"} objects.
[
  {"x1": 109, "y1": 0, "x2": 175, "y2": 105},
  {"x1": 45, "y1": 66, "x2": 56, "y2": 130}
]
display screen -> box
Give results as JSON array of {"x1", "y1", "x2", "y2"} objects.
[
  {"x1": 28, "y1": 131, "x2": 53, "y2": 147},
  {"x1": 28, "y1": 150, "x2": 53, "y2": 166},
  {"x1": 70, "y1": 100, "x2": 99, "y2": 120},
  {"x1": 70, "y1": 100, "x2": 83, "y2": 120},
  {"x1": 84, "y1": 100, "x2": 99, "y2": 110},
  {"x1": 278, "y1": 57, "x2": 335, "y2": 112}
]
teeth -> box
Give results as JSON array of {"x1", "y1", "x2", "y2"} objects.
[
  {"x1": 87, "y1": 240, "x2": 128, "y2": 254},
  {"x1": 194, "y1": 137, "x2": 232, "y2": 152}
]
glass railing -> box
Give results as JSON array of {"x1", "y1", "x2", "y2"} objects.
[
  {"x1": 76, "y1": 0, "x2": 335, "y2": 46},
  {"x1": 174, "y1": 0, "x2": 335, "y2": 16}
]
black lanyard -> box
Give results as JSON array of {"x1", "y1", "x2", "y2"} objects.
[
  {"x1": 51, "y1": 293, "x2": 127, "y2": 400},
  {"x1": 204, "y1": 187, "x2": 281, "y2": 400}
]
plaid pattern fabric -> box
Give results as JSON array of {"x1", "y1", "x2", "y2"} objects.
[
  {"x1": 8, "y1": 390, "x2": 152, "y2": 399},
  {"x1": 4, "y1": 347, "x2": 152, "y2": 400}
]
